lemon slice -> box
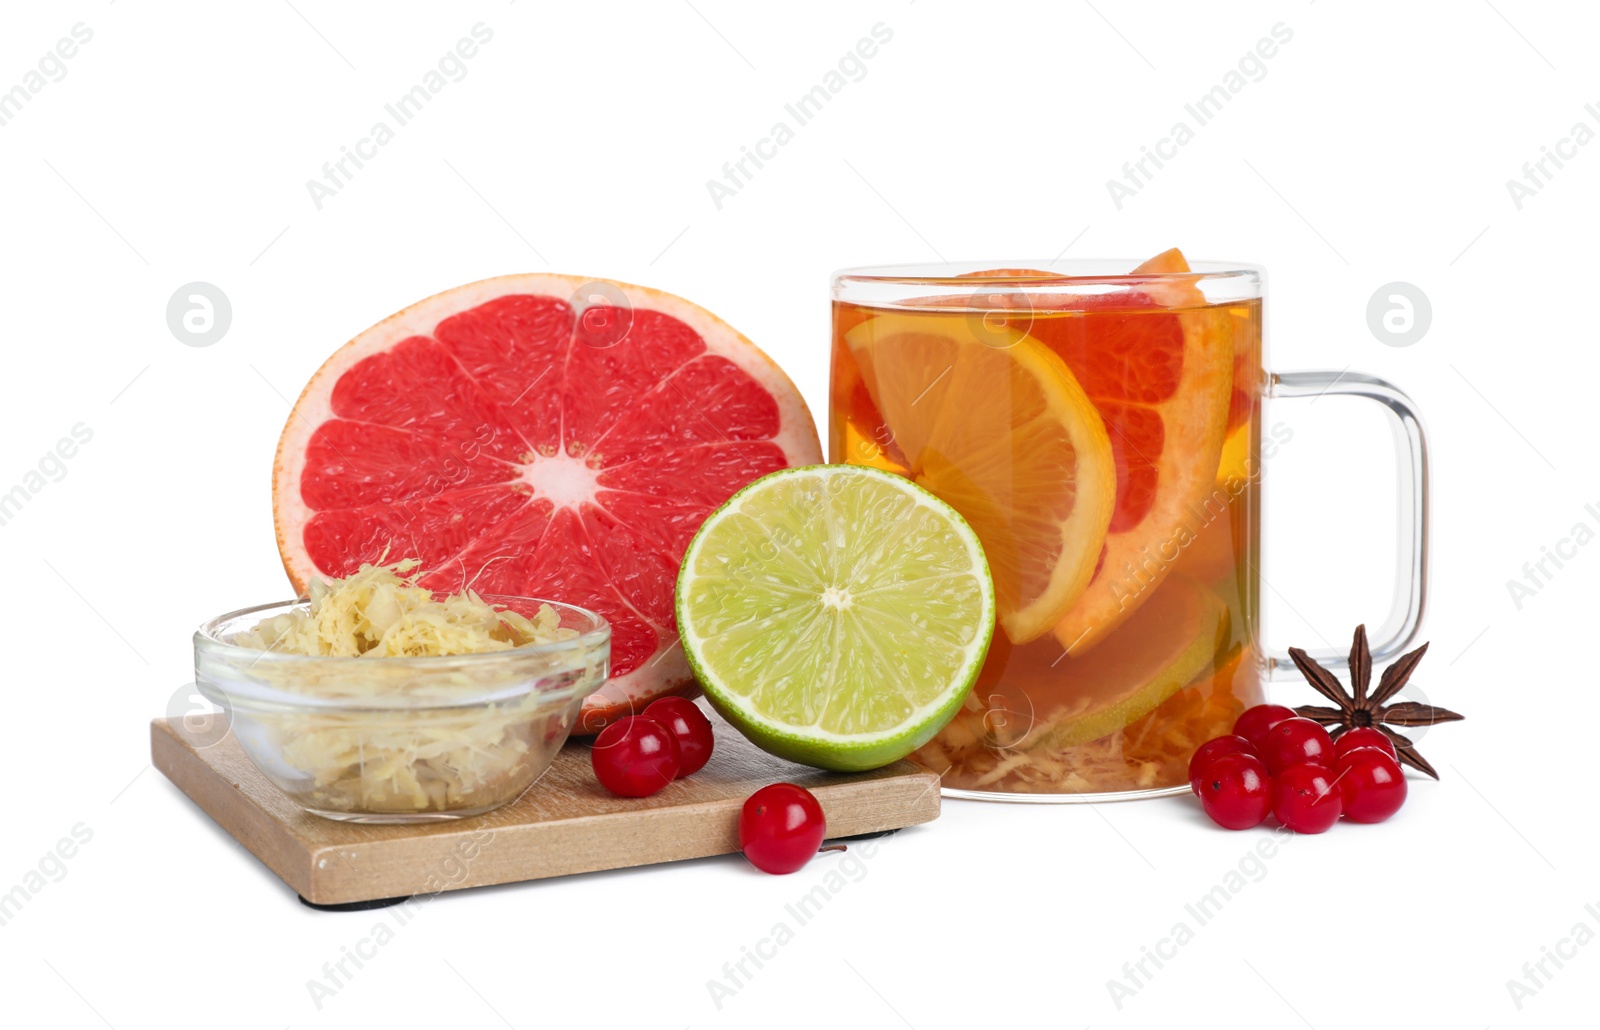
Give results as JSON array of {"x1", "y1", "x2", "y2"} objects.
[
  {"x1": 844, "y1": 311, "x2": 1116, "y2": 643},
  {"x1": 676, "y1": 465, "x2": 995, "y2": 771}
]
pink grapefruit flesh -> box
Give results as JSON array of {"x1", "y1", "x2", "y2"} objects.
[{"x1": 274, "y1": 274, "x2": 822, "y2": 731}]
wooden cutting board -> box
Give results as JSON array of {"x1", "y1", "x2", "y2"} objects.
[{"x1": 151, "y1": 715, "x2": 941, "y2": 906}]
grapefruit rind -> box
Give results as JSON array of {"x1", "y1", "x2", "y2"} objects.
[{"x1": 676, "y1": 465, "x2": 996, "y2": 772}]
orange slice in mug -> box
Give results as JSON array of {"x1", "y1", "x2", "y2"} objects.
[{"x1": 842, "y1": 313, "x2": 1116, "y2": 643}]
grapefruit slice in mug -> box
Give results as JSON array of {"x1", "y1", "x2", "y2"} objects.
[
  {"x1": 272, "y1": 274, "x2": 822, "y2": 731},
  {"x1": 1037, "y1": 249, "x2": 1234, "y2": 654},
  {"x1": 957, "y1": 249, "x2": 1234, "y2": 654}
]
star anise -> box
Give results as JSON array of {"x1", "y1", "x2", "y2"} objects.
[{"x1": 1288, "y1": 624, "x2": 1463, "y2": 779}]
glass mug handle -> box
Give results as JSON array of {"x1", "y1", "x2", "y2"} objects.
[{"x1": 1264, "y1": 370, "x2": 1429, "y2": 679}]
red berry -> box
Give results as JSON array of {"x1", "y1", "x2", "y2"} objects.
[
  {"x1": 1233, "y1": 704, "x2": 1297, "y2": 753},
  {"x1": 1196, "y1": 753, "x2": 1272, "y2": 830},
  {"x1": 1261, "y1": 717, "x2": 1335, "y2": 775},
  {"x1": 1334, "y1": 726, "x2": 1397, "y2": 762},
  {"x1": 590, "y1": 716, "x2": 680, "y2": 797},
  {"x1": 1337, "y1": 747, "x2": 1407, "y2": 823},
  {"x1": 643, "y1": 697, "x2": 715, "y2": 777},
  {"x1": 1188, "y1": 735, "x2": 1256, "y2": 795},
  {"x1": 1272, "y1": 763, "x2": 1342, "y2": 833},
  {"x1": 739, "y1": 783, "x2": 827, "y2": 874}
]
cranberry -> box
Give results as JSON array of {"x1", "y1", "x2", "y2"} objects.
[
  {"x1": 739, "y1": 783, "x2": 827, "y2": 874},
  {"x1": 1333, "y1": 726, "x2": 1397, "y2": 762},
  {"x1": 590, "y1": 716, "x2": 680, "y2": 797},
  {"x1": 1272, "y1": 763, "x2": 1342, "y2": 833},
  {"x1": 1188, "y1": 735, "x2": 1256, "y2": 796},
  {"x1": 1261, "y1": 717, "x2": 1335, "y2": 775},
  {"x1": 1233, "y1": 704, "x2": 1297, "y2": 753},
  {"x1": 1196, "y1": 753, "x2": 1273, "y2": 830},
  {"x1": 643, "y1": 696, "x2": 715, "y2": 777},
  {"x1": 1337, "y1": 747, "x2": 1408, "y2": 823}
]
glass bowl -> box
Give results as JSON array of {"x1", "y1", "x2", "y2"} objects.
[{"x1": 193, "y1": 596, "x2": 610, "y2": 823}]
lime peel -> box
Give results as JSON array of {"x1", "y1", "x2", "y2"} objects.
[{"x1": 1026, "y1": 575, "x2": 1228, "y2": 750}]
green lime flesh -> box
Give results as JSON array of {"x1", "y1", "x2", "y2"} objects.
[{"x1": 676, "y1": 465, "x2": 996, "y2": 771}]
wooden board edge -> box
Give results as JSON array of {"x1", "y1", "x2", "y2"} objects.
[
  {"x1": 305, "y1": 770, "x2": 943, "y2": 904},
  {"x1": 150, "y1": 719, "x2": 315, "y2": 898},
  {"x1": 152, "y1": 716, "x2": 944, "y2": 906}
]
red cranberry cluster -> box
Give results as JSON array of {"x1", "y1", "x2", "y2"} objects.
[
  {"x1": 590, "y1": 697, "x2": 715, "y2": 797},
  {"x1": 1189, "y1": 704, "x2": 1407, "y2": 833},
  {"x1": 589, "y1": 700, "x2": 830, "y2": 874}
]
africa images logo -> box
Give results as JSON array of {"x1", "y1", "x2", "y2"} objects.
[
  {"x1": 304, "y1": 23, "x2": 495, "y2": 209},
  {"x1": 1504, "y1": 103, "x2": 1600, "y2": 210},
  {"x1": 0, "y1": 22, "x2": 94, "y2": 129},
  {"x1": 1105, "y1": 21, "x2": 1293, "y2": 209},
  {"x1": 705, "y1": 22, "x2": 894, "y2": 209}
]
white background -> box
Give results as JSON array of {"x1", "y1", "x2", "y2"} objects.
[{"x1": 0, "y1": 1, "x2": 1592, "y2": 1027}]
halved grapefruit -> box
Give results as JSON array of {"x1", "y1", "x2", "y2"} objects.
[{"x1": 273, "y1": 274, "x2": 821, "y2": 731}]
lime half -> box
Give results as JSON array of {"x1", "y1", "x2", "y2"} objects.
[{"x1": 676, "y1": 465, "x2": 995, "y2": 771}]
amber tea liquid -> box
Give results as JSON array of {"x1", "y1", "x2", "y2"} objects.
[{"x1": 830, "y1": 289, "x2": 1266, "y2": 795}]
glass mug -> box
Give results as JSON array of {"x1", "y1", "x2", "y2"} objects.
[{"x1": 829, "y1": 260, "x2": 1427, "y2": 801}]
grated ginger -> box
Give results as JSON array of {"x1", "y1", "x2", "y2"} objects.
[
  {"x1": 217, "y1": 561, "x2": 600, "y2": 818},
  {"x1": 912, "y1": 660, "x2": 1255, "y2": 795},
  {"x1": 235, "y1": 559, "x2": 571, "y2": 659}
]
